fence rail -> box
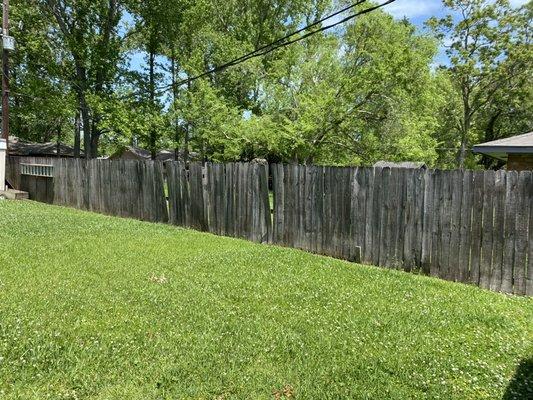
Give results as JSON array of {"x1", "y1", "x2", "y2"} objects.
[
  {"x1": 6, "y1": 156, "x2": 532, "y2": 296},
  {"x1": 20, "y1": 163, "x2": 54, "y2": 178}
]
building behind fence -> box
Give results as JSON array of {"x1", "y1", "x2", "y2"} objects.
[{"x1": 7, "y1": 156, "x2": 532, "y2": 296}]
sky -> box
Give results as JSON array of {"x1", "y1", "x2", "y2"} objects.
[{"x1": 385, "y1": 0, "x2": 529, "y2": 24}]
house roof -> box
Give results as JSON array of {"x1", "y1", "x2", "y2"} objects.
[
  {"x1": 8, "y1": 137, "x2": 80, "y2": 157},
  {"x1": 473, "y1": 131, "x2": 533, "y2": 160},
  {"x1": 109, "y1": 146, "x2": 151, "y2": 160},
  {"x1": 373, "y1": 161, "x2": 427, "y2": 169},
  {"x1": 110, "y1": 146, "x2": 200, "y2": 162}
]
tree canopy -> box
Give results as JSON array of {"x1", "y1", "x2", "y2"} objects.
[{"x1": 7, "y1": 0, "x2": 532, "y2": 168}]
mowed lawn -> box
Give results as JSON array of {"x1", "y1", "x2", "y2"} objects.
[{"x1": 0, "y1": 201, "x2": 531, "y2": 400}]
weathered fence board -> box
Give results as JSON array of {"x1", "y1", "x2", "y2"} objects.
[
  {"x1": 166, "y1": 162, "x2": 271, "y2": 244},
  {"x1": 513, "y1": 171, "x2": 531, "y2": 295},
  {"x1": 480, "y1": 171, "x2": 495, "y2": 289},
  {"x1": 527, "y1": 188, "x2": 533, "y2": 297},
  {"x1": 501, "y1": 171, "x2": 518, "y2": 293},
  {"x1": 489, "y1": 171, "x2": 506, "y2": 292},
  {"x1": 421, "y1": 170, "x2": 433, "y2": 274},
  {"x1": 270, "y1": 164, "x2": 531, "y2": 295},
  {"x1": 448, "y1": 170, "x2": 463, "y2": 281},
  {"x1": 52, "y1": 159, "x2": 168, "y2": 223}
]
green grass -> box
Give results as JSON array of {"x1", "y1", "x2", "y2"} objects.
[{"x1": 0, "y1": 201, "x2": 531, "y2": 400}]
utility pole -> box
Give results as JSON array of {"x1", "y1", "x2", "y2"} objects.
[
  {"x1": 2, "y1": 0, "x2": 10, "y2": 145},
  {"x1": 0, "y1": 0, "x2": 9, "y2": 192}
]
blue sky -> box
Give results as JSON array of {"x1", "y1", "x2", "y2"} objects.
[{"x1": 385, "y1": 0, "x2": 529, "y2": 23}]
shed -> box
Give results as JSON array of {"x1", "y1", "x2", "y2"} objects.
[
  {"x1": 373, "y1": 161, "x2": 427, "y2": 169},
  {"x1": 472, "y1": 131, "x2": 533, "y2": 171}
]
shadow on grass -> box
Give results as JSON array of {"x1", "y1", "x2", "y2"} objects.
[{"x1": 502, "y1": 357, "x2": 532, "y2": 400}]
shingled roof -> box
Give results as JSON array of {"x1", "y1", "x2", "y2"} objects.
[
  {"x1": 472, "y1": 131, "x2": 533, "y2": 161},
  {"x1": 8, "y1": 137, "x2": 79, "y2": 157}
]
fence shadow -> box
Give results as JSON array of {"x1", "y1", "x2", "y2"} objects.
[{"x1": 503, "y1": 357, "x2": 532, "y2": 400}]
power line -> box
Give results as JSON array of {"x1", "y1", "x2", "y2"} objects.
[
  {"x1": 223, "y1": 1, "x2": 397, "y2": 71},
  {"x1": 163, "y1": 0, "x2": 397, "y2": 91},
  {"x1": 179, "y1": 0, "x2": 368, "y2": 83}
]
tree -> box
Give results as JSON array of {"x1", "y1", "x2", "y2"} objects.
[
  {"x1": 38, "y1": 0, "x2": 123, "y2": 158},
  {"x1": 428, "y1": 0, "x2": 532, "y2": 168},
  {"x1": 229, "y1": 8, "x2": 443, "y2": 166},
  {"x1": 10, "y1": 0, "x2": 74, "y2": 145}
]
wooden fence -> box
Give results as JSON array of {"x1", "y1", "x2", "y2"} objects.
[
  {"x1": 6, "y1": 156, "x2": 55, "y2": 203},
  {"x1": 53, "y1": 158, "x2": 168, "y2": 223},
  {"x1": 271, "y1": 165, "x2": 532, "y2": 296},
  {"x1": 166, "y1": 162, "x2": 271, "y2": 243},
  {"x1": 6, "y1": 157, "x2": 532, "y2": 296}
]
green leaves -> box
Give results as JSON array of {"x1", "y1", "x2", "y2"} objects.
[
  {"x1": 9, "y1": 0, "x2": 531, "y2": 167},
  {"x1": 429, "y1": 0, "x2": 532, "y2": 168}
]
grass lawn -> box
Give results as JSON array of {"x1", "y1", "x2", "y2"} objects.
[{"x1": 0, "y1": 201, "x2": 531, "y2": 399}]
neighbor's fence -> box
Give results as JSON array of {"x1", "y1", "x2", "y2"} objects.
[
  {"x1": 166, "y1": 162, "x2": 271, "y2": 243},
  {"x1": 6, "y1": 157, "x2": 532, "y2": 296}
]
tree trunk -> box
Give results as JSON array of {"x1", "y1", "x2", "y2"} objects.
[
  {"x1": 457, "y1": 116, "x2": 470, "y2": 169},
  {"x1": 457, "y1": 85, "x2": 471, "y2": 169},
  {"x1": 78, "y1": 89, "x2": 91, "y2": 159},
  {"x1": 171, "y1": 49, "x2": 180, "y2": 161},
  {"x1": 183, "y1": 80, "x2": 191, "y2": 163},
  {"x1": 481, "y1": 111, "x2": 502, "y2": 169},
  {"x1": 149, "y1": 48, "x2": 157, "y2": 160},
  {"x1": 74, "y1": 111, "x2": 81, "y2": 158},
  {"x1": 56, "y1": 125, "x2": 62, "y2": 157},
  {"x1": 90, "y1": 134, "x2": 100, "y2": 159}
]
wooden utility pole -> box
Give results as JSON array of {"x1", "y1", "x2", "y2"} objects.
[{"x1": 2, "y1": 0, "x2": 10, "y2": 147}]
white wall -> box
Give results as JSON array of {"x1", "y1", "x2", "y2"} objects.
[{"x1": 0, "y1": 139, "x2": 6, "y2": 191}]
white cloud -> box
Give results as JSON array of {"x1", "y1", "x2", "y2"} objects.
[
  {"x1": 384, "y1": 0, "x2": 442, "y2": 19},
  {"x1": 509, "y1": 0, "x2": 529, "y2": 6},
  {"x1": 383, "y1": 0, "x2": 528, "y2": 20}
]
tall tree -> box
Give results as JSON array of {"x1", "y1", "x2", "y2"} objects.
[
  {"x1": 428, "y1": 0, "x2": 532, "y2": 168},
  {"x1": 39, "y1": 0, "x2": 122, "y2": 158},
  {"x1": 10, "y1": 0, "x2": 74, "y2": 144},
  {"x1": 225, "y1": 8, "x2": 443, "y2": 165}
]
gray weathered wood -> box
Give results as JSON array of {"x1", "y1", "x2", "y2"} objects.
[
  {"x1": 26, "y1": 158, "x2": 533, "y2": 296},
  {"x1": 448, "y1": 170, "x2": 463, "y2": 281},
  {"x1": 430, "y1": 170, "x2": 442, "y2": 277},
  {"x1": 363, "y1": 168, "x2": 375, "y2": 264},
  {"x1": 512, "y1": 171, "x2": 531, "y2": 295},
  {"x1": 420, "y1": 169, "x2": 433, "y2": 274},
  {"x1": 527, "y1": 175, "x2": 533, "y2": 296},
  {"x1": 469, "y1": 171, "x2": 485, "y2": 285},
  {"x1": 501, "y1": 171, "x2": 518, "y2": 293},
  {"x1": 479, "y1": 171, "x2": 495, "y2": 289},
  {"x1": 489, "y1": 170, "x2": 506, "y2": 292},
  {"x1": 371, "y1": 167, "x2": 383, "y2": 264},
  {"x1": 378, "y1": 168, "x2": 391, "y2": 267}
]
